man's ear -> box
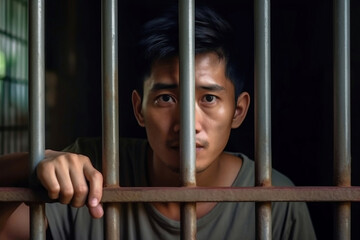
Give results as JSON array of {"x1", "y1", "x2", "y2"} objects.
[
  {"x1": 132, "y1": 90, "x2": 145, "y2": 127},
  {"x1": 231, "y1": 92, "x2": 250, "y2": 129}
]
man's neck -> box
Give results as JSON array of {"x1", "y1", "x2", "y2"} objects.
[
  {"x1": 147, "y1": 150, "x2": 243, "y2": 220},
  {"x1": 147, "y1": 150, "x2": 243, "y2": 187}
]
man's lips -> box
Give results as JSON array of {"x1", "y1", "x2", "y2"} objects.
[{"x1": 166, "y1": 139, "x2": 209, "y2": 149}]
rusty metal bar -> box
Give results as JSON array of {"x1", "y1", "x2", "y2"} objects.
[
  {"x1": 29, "y1": 0, "x2": 46, "y2": 239},
  {"x1": 254, "y1": 0, "x2": 272, "y2": 239},
  {"x1": 257, "y1": 202, "x2": 271, "y2": 240},
  {"x1": 179, "y1": 0, "x2": 196, "y2": 188},
  {"x1": 333, "y1": 0, "x2": 351, "y2": 239},
  {"x1": 102, "y1": 0, "x2": 120, "y2": 239},
  {"x1": 179, "y1": 0, "x2": 196, "y2": 239},
  {"x1": 3, "y1": 186, "x2": 360, "y2": 203}
]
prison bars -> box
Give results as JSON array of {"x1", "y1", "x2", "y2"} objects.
[
  {"x1": 29, "y1": 0, "x2": 46, "y2": 239},
  {"x1": 2, "y1": 186, "x2": 360, "y2": 202},
  {"x1": 179, "y1": 0, "x2": 197, "y2": 239},
  {"x1": 102, "y1": 0, "x2": 120, "y2": 239},
  {"x1": 254, "y1": 0, "x2": 272, "y2": 239},
  {"x1": 21, "y1": 0, "x2": 354, "y2": 239},
  {"x1": 334, "y1": 0, "x2": 351, "y2": 239}
]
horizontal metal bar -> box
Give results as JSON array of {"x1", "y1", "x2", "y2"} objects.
[{"x1": 1, "y1": 186, "x2": 360, "y2": 203}]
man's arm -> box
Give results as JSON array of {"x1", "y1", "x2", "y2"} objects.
[
  {"x1": 0, "y1": 152, "x2": 29, "y2": 188},
  {"x1": 0, "y1": 203, "x2": 29, "y2": 240},
  {"x1": 0, "y1": 150, "x2": 104, "y2": 239}
]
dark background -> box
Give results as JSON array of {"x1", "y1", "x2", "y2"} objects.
[{"x1": 44, "y1": 0, "x2": 360, "y2": 239}]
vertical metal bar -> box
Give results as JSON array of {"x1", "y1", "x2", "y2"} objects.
[
  {"x1": 254, "y1": 0, "x2": 272, "y2": 239},
  {"x1": 102, "y1": 0, "x2": 120, "y2": 239},
  {"x1": 29, "y1": 0, "x2": 46, "y2": 239},
  {"x1": 179, "y1": 0, "x2": 196, "y2": 239},
  {"x1": 333, "y1": 0, "x2": 351, "y2": 239}
]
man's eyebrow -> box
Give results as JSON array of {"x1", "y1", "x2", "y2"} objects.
[
  {"x1": 198, "y1": 84, "x2": 225, "y2": 91},
  {"x1": 151, "y1": 83, "x2": 178, "y2": 91}
]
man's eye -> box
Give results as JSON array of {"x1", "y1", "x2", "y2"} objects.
[
  {"x1": 155, "y1": 94, "x2": 175, "y2": 104},
  {"x1": 161, "y1": 95, "x2": 172, "y2": 102},
  {"x1": 203, "y1": 95, "x2": 217, "y2": 103}
]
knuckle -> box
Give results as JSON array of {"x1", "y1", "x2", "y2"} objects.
[
  {"x1": 74, "y1": 184, "x2": 89, "y2": 196},
  {"x1": 66, "y1": 153, "x2": 90, "y2": 167},
  {"x1": 57, "y1": 155, "x2": 70, "y2": 166},
  {"x1": 61, "y1": 187, "x2": 74, "y2": 199},
  {"x1": 71, "y1": 185, "x2": 88, "y2": 208},
  {"x1": 48, "y1": 185, "x2": 60, "y2": 199},
  {"x1": 92, "y1": 171, "x2": 103, "y2": 182},
  {"x1": 66, "y1": 154, "x2": 77, "y2": 164},
  {"x1": 37, "y1": 161, "x2": 51, "y2": 174}
]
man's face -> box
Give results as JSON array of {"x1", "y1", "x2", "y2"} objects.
[{"x1": 132, "y1": 52, "x2": 249, "y2": 173}]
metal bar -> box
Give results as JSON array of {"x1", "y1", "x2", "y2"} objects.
[
  {"x1": 179, "y1": 0, "x2": 196, "y2": 188},
  {"x1": 254, "y1": 0, "x2": 272, "y2": 239},
  {"x1": 29, "y1": 203, "x2": 46, "y2": 239},
  {"x1": 28, "y1": 0, "x2": 46, "y2": 239},
  {"x1": 179, "y1": 0, "x2": 196, "y2": 239},
  {"x1": 3, "y1": 186, "x2": 360, "y2": 203},
  {"x1": 333, "y1": 0, "x2": 351, "y2": 239},
  {"x1": 102, "y1": 0, "x2": 120, "y2": 239},
  {"x1": 256, "y1": 202, "x2": 271, "y2": 240}
]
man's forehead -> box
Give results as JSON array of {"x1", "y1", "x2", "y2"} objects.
[
  {"x1": 142, "y1": 52, "x2": 231, "y2": 92},
  {"x1": 150, "y1": 82, "x2": 178, "y2": 91}
]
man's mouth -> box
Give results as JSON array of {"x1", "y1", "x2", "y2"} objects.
[
  {"x1": 166, "y1": 139, "x2": 209, "y2": 150},
  {"x1": 195, "y1": 143, "x2": 204, "y2": 151}
]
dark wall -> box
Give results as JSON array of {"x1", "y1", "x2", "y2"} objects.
[{"x1": 45, "y1": 0, "x2": 360, "y2": 239}]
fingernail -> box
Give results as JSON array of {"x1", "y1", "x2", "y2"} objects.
[{"x1": 90, "y1": 198, "x2": 98, "y2": 207}]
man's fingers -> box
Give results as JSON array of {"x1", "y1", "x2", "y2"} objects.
[
  {"x1": 37, "y1": 151, "x2": 103, "y2": 218},
  {"x1": 55, "y1": 169, "x2": 74, "y2": 204},
  {"x1": 84, "y1": 164, "x2": 103, "y2": 208},
  {"x1": 84, "y1": 164, "x2": 104, "y2": 218},
  {"x1": 69, "y1": 169, "x2": 88, "y2": 208},
  {"x1": 37, "y1": 165, "x2": 60, "y2": 200},
  {"x1": 88, "y1": 204, "x2": 104, "y2": 219}
]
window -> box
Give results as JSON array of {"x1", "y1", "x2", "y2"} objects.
[{"x1": 0, "y1": 0, "x2": 28, "y2": 154}]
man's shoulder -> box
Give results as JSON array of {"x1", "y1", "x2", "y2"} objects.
[
  {"x1": 62, "y1": 137, "x2": 148, "y2": 172},
  {"x1": 230, "y1": 153, "x2": 294, "y2": 187},
  {"x1": 119, "y1": 137, "x2": 148, "y2": 151},
  {"x1": 63, "y1": 137, "x2": 148, "y2": 152}
]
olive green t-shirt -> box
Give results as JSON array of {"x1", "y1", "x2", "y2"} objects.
[{"x1": 46, "y1": 138, "x2": 316, "y2": 240}]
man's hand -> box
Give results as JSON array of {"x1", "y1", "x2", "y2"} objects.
[{"x1": 36, "y1": 150, "x2": 104, "y2": 218}]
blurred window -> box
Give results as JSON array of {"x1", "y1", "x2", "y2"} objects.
[{"x1": 0, "y1": 0, "x2": 28, "y2": 154}]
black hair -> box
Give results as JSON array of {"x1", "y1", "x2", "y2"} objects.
[{"x1": 135, "y1": 6, "x2": 245, "y2": 98}]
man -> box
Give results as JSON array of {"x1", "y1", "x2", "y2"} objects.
[{"x1": 0, "y1": 6, "x2": 316, "y2": 240}]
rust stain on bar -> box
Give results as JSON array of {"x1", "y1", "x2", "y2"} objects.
[{"x1": 2, "y1": 186, "x2": 360, "y2": 202}]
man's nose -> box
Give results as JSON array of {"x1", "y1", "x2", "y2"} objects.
[
  {"x1": 173, "y1": 106, "x2": 180, "y2": 133},
  {"x1": 172, "y1": 105, "x2": 202, "y2": 133},
  {"x1": 195, "y1": 104, "x2": 203, "y2": 134}
]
